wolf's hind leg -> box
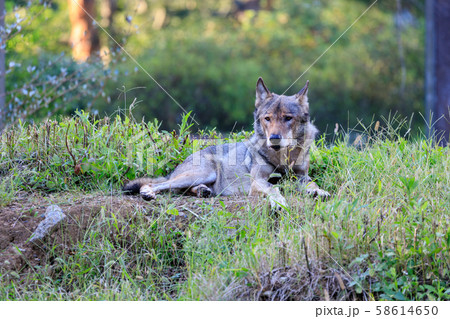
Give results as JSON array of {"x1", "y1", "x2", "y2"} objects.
[
  {"x1": 140, "y1": 171, "x2": 216, "y2": 200},
  {"x1": 123, "y1": 177, "x2": 167, "y2": 195},
  {"x1": 190, "y1": 184, "x2": 213, "y2": 198},
  {"x1": 140, "y1": 185, "x2": 157, "y2": 201}
]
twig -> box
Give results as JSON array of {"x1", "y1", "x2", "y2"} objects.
[
  {"x1": 65, "y1": 122, "x2": 76, "y2": 169},
  {"x1": 302, "y1": 236, "x2": 313, "y2": 284}
]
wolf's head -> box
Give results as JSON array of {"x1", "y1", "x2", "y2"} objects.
[{"x1": 254, "y1": 77, "x2": 313, "y2": 151}]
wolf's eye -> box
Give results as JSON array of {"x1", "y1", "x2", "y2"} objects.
[
  {"x1": 284, "y1": 116, "x2": 292, "y2": 122},
  {"x1": 264, "y1": 117, "x2": 271, "y2": 122}
]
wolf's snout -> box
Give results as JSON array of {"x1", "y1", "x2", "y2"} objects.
[
  {"x1": 269, "y1": 134, "x2": 282, "y2": 144},
  {"x1": 269, "y1": 134, "x2": 282, "y2": 150}
]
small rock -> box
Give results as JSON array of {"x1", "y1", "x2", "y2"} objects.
[{"x1": 29, "y1": 205, "x2": 66, "y2": 243}]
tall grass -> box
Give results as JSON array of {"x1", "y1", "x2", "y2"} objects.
[{"x1": 0, "y1": 112, "x2": 448, "y2": 300}]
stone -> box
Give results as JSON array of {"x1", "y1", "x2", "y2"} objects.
[{"x1": 29, "y1": 205, "x2": 66, "y2": 243}]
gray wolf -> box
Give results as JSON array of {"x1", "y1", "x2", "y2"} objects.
[{"x1": 123, "y1": 77, "x2": 329, "y2": 209}]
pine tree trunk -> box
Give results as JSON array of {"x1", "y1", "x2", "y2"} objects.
[{"x1": 68, "y1": 0, "x2": 100, "y2": 62}]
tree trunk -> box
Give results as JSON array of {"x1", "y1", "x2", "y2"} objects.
[
  {"x1": 426, "y1": 0, "x2": 450, "y2": 146},
  {"x1": 395, "y1": 0, "x2": 406, "y2": 96},
  {"x1": 0, "y1": 0, "x2": 5, "y2": 131},
  {"x1": 100, "y1": 0, "x2": 117, "y2": 27},
  {"x1": 266, "y1": 0, "x2": 274, "y2": 10},
  {"x1": 425, "y1": 0, "x2": 434, "y2": 138},
  {"x1": 68, "y1": 0, "x2": 100, "y2": 62},
  {"x1": 234, "y1": 0, "x2": 260, "y2": 12}
]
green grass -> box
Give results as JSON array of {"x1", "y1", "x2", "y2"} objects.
[{"x1": 0, "y1": 112, "x2": 449, "y2": 300}]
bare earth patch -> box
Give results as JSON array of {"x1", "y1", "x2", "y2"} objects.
[{"x1": 0, "y1": 191, "x2": 254, "y2": 273}]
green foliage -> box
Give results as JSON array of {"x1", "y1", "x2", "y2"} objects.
[
  {"x1": 0, "y1": 113, "x2": 449, "y2": 300},
  {"x1": 2, "y1": 0, "x2": 442, "y2": 301},
  {"x1": 309, "y1": 118, "x2": 450, "y2": 301},
  {"x1": 95, "y1": 0, "x2": 425, "y2": 133},
  {"x1": 0, "y1": 204, "x2": 187, "y2": 300},
  {"x1": 3, "y1": 1, "x2": 120, "y2": 128},
  {"x1": 5, "y1": 0, "x2": 426, "y2": 134},
  {"x1": 0, "y1": 111, "x2": 209, "y2": 195}
]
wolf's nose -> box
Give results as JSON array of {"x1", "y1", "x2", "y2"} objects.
[{"x1": 269, "y1": 134, "x2": 282, "y2": 144}]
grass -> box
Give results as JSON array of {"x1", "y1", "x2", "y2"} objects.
[{"x1": 0, "y1": 112, "x2": 449, "y2": 300}]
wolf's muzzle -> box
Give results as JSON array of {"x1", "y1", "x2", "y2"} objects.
[
  {"x1": 269, "y1": 134, "x2": 282, "y2": 150},
  {"x1": 269, "y1": 134, "x2": 282, "y2": 144}
]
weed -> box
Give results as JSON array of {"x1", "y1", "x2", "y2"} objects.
[{"x1": 0, "y1": 113, "x2": 448, "y2": 300}]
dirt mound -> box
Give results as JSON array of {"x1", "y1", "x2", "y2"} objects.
[
  {"x1": 0, "y1": 193, "x2": 136, "y2": 271},
  {"x1": 0, "y1": 192, "x2": 252, "y2": 273}
]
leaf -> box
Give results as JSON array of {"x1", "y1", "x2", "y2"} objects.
[
  {"x1": 349, "y1": 254, "x2": 369, "y2": 267},
  {"x1": 167, "y1": 208, "x2": 179, "y2": 216},
  {"x1": 225, "y1": 268, "x2": 249, "y2": 279},
  {"x1": 269, "y1": 173, "x2": 282, "y2": 179},
  {"x1": 424, "y1": 284, "x2": 437, "y2": 294},
  {"x1": 393, "y1": 291, "x2": 406, "y2": 301}
]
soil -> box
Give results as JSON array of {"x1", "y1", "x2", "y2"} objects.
[{"x1": 0, "y1": 191, "x2": 254, "y2": 273}]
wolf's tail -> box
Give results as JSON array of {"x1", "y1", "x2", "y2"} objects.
[{"x1": 122, "y1": 177, "x2": 168, "y2": 194}]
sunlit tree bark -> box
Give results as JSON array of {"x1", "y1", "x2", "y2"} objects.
[{"x1": 68, "y1": 0, "x2": 100, "y2": 62}]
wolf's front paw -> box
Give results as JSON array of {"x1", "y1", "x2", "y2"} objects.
[
  {"x1": 306, "y1": 188, "x2": 330, "y2": 200},
  {"x1": 140, "y1": 185, "x2": 156, "y2": 201}
]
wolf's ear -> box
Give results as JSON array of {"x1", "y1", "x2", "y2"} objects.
[
  {"x1": 296, "y1": 80, "x2": 309, "y2": 97},
  {"x1": 296, "y1": 80, "x2": 309, "y2": 104},
  {"x1": 256, "y1": 77, "x2": 271, "y2": 107}
]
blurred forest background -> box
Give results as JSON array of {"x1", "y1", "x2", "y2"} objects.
[{"x1": 0, "y1": 0, "x2": 437, "y2": 136}]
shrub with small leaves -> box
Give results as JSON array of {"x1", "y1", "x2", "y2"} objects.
[{"x1": 1, "y1": 1, "x2": 120, "y2": 129}]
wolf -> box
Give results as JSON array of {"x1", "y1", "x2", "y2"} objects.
[{"x1": 123, "y1": 77, "x2": 329, "y2": 209}]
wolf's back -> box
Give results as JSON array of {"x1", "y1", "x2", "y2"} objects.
[{"x1": 122, "y1": 177, "x2": 168, "y2": 194}]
